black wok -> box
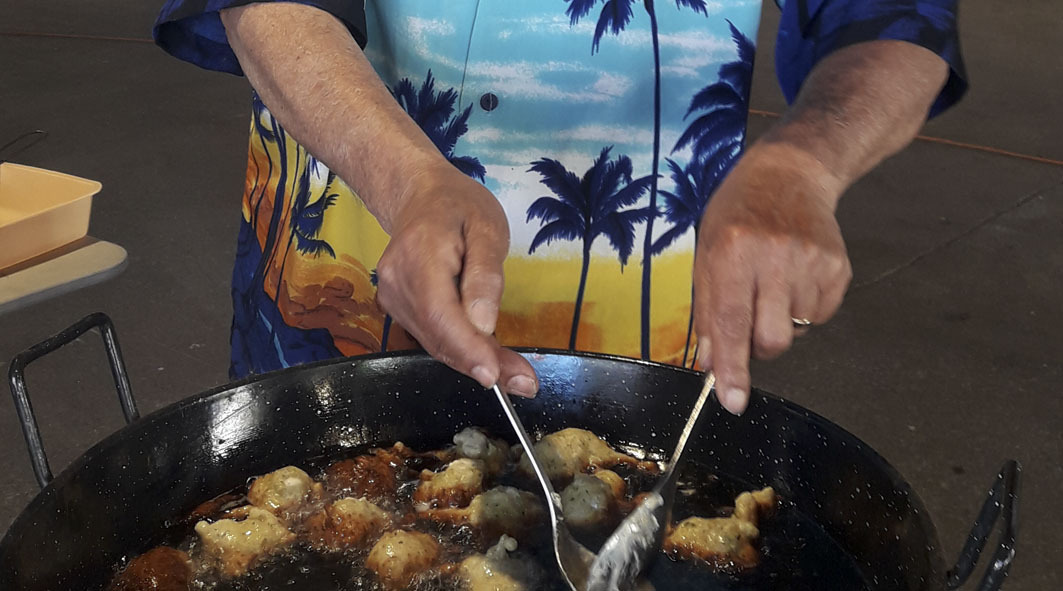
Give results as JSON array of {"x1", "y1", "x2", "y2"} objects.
[{"x1": 1, "y1": 314, "x2": 1017, "y2": 590}]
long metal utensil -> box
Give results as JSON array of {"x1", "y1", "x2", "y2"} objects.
[
  {"x1": 584, "y1": 372, "x2": 717, "y2": 591},
  {"x1": 492, "y1": 384, "x2": 596, "y2": 591}
]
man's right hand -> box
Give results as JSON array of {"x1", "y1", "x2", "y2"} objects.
[
  {"x1": 374, "y1": 162, "x2": 539, "y2": 397},
  {"x1": 222, "y1": 4, "x2": 536, "y2": 396}
]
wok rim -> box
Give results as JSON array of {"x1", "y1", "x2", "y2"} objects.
[{"x1": 0, "y1": 347, "x2": 947, "y2": 582}]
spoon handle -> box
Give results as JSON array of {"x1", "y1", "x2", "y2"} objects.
[
  {"x1": 656, "y1": 372, "x2": 716, "y2": 493},
  {"x1": 492, "y1": 385, "x2": 563, "y2": 511}
]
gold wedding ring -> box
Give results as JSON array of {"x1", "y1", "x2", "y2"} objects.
[{"x1": 791, "y1": 317, "x2": 813, "y2": 328}]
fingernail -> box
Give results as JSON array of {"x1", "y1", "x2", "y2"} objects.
[
  {"x1": 468, "y1": 300, "x2": 498, "y2": 335},
  {"x1": 696, "y1": 336, "x2": 712, "y2": 370},
  {"x1": 719, "y1": 387, "x2": 747, "y2": 416},
  {"x1": 471, "y1": 365, "x2": 497, "y2": 388},
  {"x1": 506, "y1": 375, "x2": 539, "y2": 398}
]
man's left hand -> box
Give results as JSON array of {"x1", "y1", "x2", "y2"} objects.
[{"x1": 694, "y1": 142, "x2": 852, "y2": 415}]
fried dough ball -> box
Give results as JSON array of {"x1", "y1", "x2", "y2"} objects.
[
  {"x1": 324, "y1": 445, "x2": 407, "y2": 501},
  {"x1": 108, "y1": 546, "x2": 192, "y2": 591},
  {"x1": 662, "y1": 516, "x2": 760, "y2": 569},
  {"x1": 305, "y1": 497, "x2": 391, "y2": 552},
  {"x1": 247, "y1": 466, "x2": 321, "y2": 516},
  {"x1": 518, "y1": 428, "x2": 656, "y2": 485},
  {"x1": 456, "y1": 535, "x2": 537, "y2": 591},
  {"x1": 733, "y1": 486, "x2": 776, "y2": 526},
  {"x1": 419, "y1": 486, "x2": 542, "y2": 540},
  {"x1": 366, "y1": 530, "x2": 442, "y2": 589},
  {"x1": 662, "y1": 487, "x2": 777, "y2": 570},
  {"x1": 194, "y1": 506, "x2": 296, "y2": 577},
  {"x1": 453, "y1": 427, "x2": 510, "y2": 475},
  {"x1": 560, "y1": 470, "x2": 626, "y2": 531},
  {"x1": 413, "y1": 458, "x2": 486, "y2": 508}
]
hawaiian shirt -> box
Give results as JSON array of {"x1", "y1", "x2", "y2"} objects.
[{"x1": 154, "y1": 1, "x2": 965, "y2": 379}]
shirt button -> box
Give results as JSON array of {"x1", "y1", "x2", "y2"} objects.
[{"x1": 479, "y1": 92, "x2": 499, "y2": 112}]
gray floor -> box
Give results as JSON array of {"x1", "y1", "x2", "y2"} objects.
[{"x1": 0, "y1": 2, "x2": 1060, "y2": 589}]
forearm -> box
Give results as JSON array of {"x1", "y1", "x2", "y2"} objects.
[
  {"x1": 755, "y1": 40, "x2": 949, "y2": 202},
  {"x1": 220, "y1": 3, "x2": 449, "y2": 232}
]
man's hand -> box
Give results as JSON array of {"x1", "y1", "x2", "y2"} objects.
[
  {"x1": 694, "y1": 143, "x2": 851, "y2": 414},
  {"x1": 375, "y1": 163, "x2": 539, "y2": 397},
  {"x1": 693, "y1": 40, "x2": 949, "y2": 415},
  {"x1": 221, "y1": 4, "x2": 538, "y2": 396}
]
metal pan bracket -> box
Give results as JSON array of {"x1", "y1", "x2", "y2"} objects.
[{"x1": 8, "y1": 312, "x2": 138, "y2": 489}]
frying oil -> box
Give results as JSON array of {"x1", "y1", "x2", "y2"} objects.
[{"x1": 122, "y1": 438, "x2": 870, "y2": 591}]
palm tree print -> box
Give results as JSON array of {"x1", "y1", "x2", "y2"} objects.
[
  {"x1": 565, "y1": 0, "x2": 709, "y2": 359},
  {"x1": 672, "y1": 21, "x2": 754, "y2": 166},
  {"x1": 661, "y1": 20, "x2": 754, "y2": 367},
  {"x1": 527, "y1": 147, "x2": 654, "y2": 349},
  {"x1": 293, "y1": 174, "x2": 338, "y2": 258},
  {"x1": 390, "y1": 70, "x2": 486, "y2": 181},
  {"x1": 274, "y1": 158, "x2": 341, "y2": 294},
  {"x1": 652, "y1": 158, "x2": 716, "y2": 366}
]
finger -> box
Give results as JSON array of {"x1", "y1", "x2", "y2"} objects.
[
  {"x1": 790, "y1": 267, "x2": 820, "y2": 327},
  {"x1": 378, "y1": 258, "x2": 501, "y2": 388},
  {"x1": 498, "y1": 348, "x2": 539, "y2": 398},
  {"x1": 460, "y1": 218, "x2": 508, "y2": 335},
  {"x1": 815, "y1": 255, "x2": 852, "y2": 323},
  {"x1": 707, "y1": 261, "x2": 756, "y2": 416},
  {"x1": 752, "y1": 273, "x2": 793, "y2": 360},
  {"x1": 693, "y1": 241, "x2": 713, "y2": 372},
  {"x1": 694, "y1": 333, "x2": 711, "y2": 371}
]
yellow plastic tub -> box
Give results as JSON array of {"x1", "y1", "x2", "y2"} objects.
[{"x1": 0, "y1": 163, "x2": 100, "y2": 270}]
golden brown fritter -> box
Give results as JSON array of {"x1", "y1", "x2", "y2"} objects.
[
  {"x1": 413, "y1": 458, "x2": 486, "y2": 508},
  {"x1": 662, "y1": 487, "x2": 777, "y2": 570},
  {"x1": 733, "y1": 486, "x2": 776, "y2": 526},
  {"x1": 419, "y1": 486, "x2": 542, "y2": 540},
  {"x1": 194, "y1": 507, "x2": 296, "y2": 577},
  {"x1": 304, "y1": 497, "x2": 392, "y2": 552},
  {"x1": 324, "y1": 445, "x2": 407, "y2": 501},
  {"x1": 517, "y1": 428, "x2": 657, "y2": 485},
  {"x1": 108, "y1": 546, "x2": 192, "y2": 591},
  {"x1": 663, "y1": 516, "x2": 760, "y2": 569},
  {"x1": 366, "y1": 530, "x2": 442, "y2": 589}
]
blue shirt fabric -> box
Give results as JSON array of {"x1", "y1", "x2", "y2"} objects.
[
  {"x1": 152, "y1": 1, "x2": 966, "y2": 379},
  {"x1": 155, "y1": 0, "x2": 966, "y2": 112}
]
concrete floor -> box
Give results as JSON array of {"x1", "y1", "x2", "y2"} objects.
[{"x1": 0, "y1": 1, "x2": 1059, "y2": 588}]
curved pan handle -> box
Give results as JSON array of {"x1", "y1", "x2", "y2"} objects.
[
  {"x1": 7, "y1": 312, "x2": 139, "y2": 489},
  {"x1": 947, "y1": 460, "x2": 1020, "y2": 591}
]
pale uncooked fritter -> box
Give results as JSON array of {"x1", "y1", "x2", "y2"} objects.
[
  {"x1": 560, "y1": 470, "x2": 626, "y2": 530},
  {"x1": 247, "y1": 465, "x2": 320, "y2": 515},
  {"x1": 453, "y1": 427, "x2": 510, "y2": 475},
  {"x1": 457, "y1": 535, "x2": 538, "y2": 591}
]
